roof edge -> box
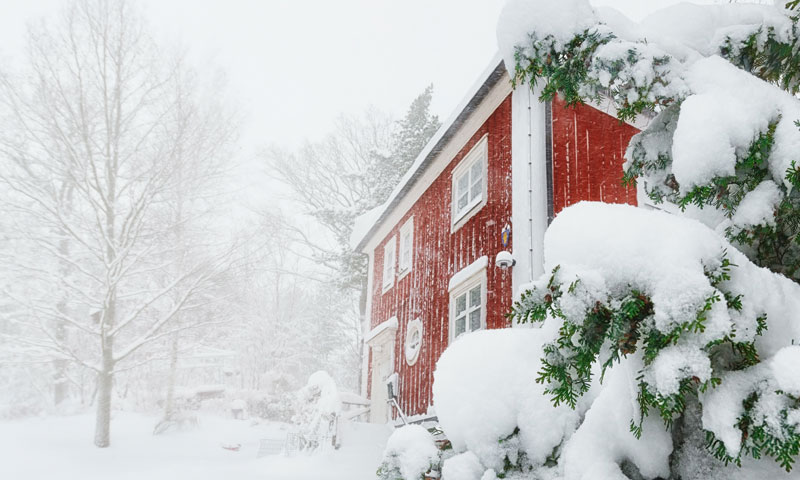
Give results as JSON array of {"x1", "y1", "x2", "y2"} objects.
[{"x1": 352, "y1": 54, "x2": 508, "y2": 253}]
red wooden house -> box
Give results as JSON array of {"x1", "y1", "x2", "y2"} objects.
[{"x1": 351, "y1": 54, "x2": 647, "y2": 424}]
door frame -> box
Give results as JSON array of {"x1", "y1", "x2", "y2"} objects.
[{"x1": 367, "y1": 319, "x2": 397, "y2": 423}]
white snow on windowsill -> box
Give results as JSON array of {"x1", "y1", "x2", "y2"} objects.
[{"x1": 448, "y1": 256, "x2": 488, "y2": 291}]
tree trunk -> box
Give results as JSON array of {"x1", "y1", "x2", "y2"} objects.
[
  {"x1": 163, "y1": 332, "x2": 180, "y2": 420},
  {"x1": 94, "y1": 300, "x2": 115, "y2": 447},
  {"x1": 357, "y1": 273, "x2": 368, "y2": 394},
  {"x1": 54, "y1": 210, "x2": 72, "y2": 407},
  {"x1": 53, "y1": 325, "x2": 68, "y2": 406},
  {"x1": 94, "y1": 362, "x2": 113, "y2": 448}
]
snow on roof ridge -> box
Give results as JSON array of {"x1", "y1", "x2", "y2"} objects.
[{"x1": 350, "y1": 52, "x2": 506, "y2": 252}]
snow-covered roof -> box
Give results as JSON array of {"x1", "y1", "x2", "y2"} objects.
[{"x1": 350, "y1": 53, "x2": 507, "y2": 252}]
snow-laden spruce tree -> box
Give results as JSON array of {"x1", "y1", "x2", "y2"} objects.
[{"x1": 428, "y1": 1, "x2": 800, "y2": 480}]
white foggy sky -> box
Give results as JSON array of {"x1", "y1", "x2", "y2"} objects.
[{"x1": 0, "y1": 0, "x2": 735, "y2": 156}]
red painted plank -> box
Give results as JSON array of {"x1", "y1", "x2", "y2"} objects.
[{"x1": 551, "y1": 96, "x2": 639, "y2": 215}]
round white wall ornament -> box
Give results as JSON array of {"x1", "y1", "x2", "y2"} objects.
[{"x1": 405, "y1": 318, "x2": 423, "y2": 366}]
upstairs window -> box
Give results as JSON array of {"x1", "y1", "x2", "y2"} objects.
[
  {"x1": 382, "y1": 237, "x2": 396, "y2": 293},
  {"x1": 452, "y1": 135, "x2": 488, "y2": 227},
  {"x1": 398, "y1": 218, "x2": 414, "y2": 278}
]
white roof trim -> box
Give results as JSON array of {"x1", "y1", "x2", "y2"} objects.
[{"x1": 350, "y1": 52, "x2": 506, "y2": 252}]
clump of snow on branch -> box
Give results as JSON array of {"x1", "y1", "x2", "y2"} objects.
[
  {"x1": 541, "y1": 203, "x2": 800, "y2": 355},
  {"x1": 497, "y1": 0, "x2": 597, "y2": 68},
  {"x1": 377, "y1": 425, "x2": 440, "y2": 480},
  {"x1": 770, "y1": 346, "x2": 800, "y2": 396},
  {"x1": 730, "y1": 180, "x2": 784, "y2": 230},
  {"x1": 441, "y1": 451, "x2": 485, "y2": 480},
  {"x1": 542, "y1": 203, "x2": 800, "y2": 466},
  {"x1": 673, "y1": 56, "x2": 800, "y2": 193},
  {"x1": 433, "y1": 328, "x2": 580, "y2": 473},
  {"x1": 559, "y1": 360, "x2": 673, "y2": 480}
]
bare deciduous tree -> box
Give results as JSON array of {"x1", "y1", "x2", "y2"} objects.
[{"x1": 0, "y1": 0, "x2": 237, "y2": 447}]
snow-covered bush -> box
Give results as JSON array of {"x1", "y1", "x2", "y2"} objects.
[
  {"x1": 293, "y1": 371, "x2": 341, "y2": 451},
  {"x1": 433, "y1": 328, "x2": 578, "y2": 475},
  {"x1": 441, "y1": 451, "x2": 484, "y2": 480},
  {"x1": 246, "y1": 391, "x2": 295, "y2": 422},
  {"x1": 511, "y1": 202, "x2": 800, "y2": 477},
  {"x1": 421, "y1": 1, "x2": 800, "y2": 478},
  {"x1": 433, "y1": 203, "x2": 800, "y2": 479},
  {"x1": 377, "y1": 425, "x2": 440, "y2": 480}
]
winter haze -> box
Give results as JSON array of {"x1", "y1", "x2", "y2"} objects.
[{"x1": 0, "y1": 1, "x2": 796, "y2": 480}]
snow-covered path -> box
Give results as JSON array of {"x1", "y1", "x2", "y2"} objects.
[{"x1": 0, "y1": 413, "x2": 391, "y2": 480}]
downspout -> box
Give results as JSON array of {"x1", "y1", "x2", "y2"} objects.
[
  {"x1": 526, "y1": 90, "x2": 535, "y2": 283},
  {"x1": 545, "y1": 100, "x2": 554, "y2": 224}
]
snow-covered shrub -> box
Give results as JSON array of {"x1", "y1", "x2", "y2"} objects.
[
  {"x1": 490, "y1": 0, "x2": 800, "y2": 477},
  {"x1": 293, "y1": 371, "x2": 341, "y2": 451},
  {"x1": 441, "y1": 451, "x2": 484, "y2": 480},
  {"x1": 377, "y1": 425, "x2": 440, "y2": 480},
  {"x1": 152, "y1": 411, "x2": 200, "y2": 435},
  {"x1": 246, "y1": 391, "x2": 295, "y2": 422},
  {"x1": 511, "y1": 202, "x2": 800, "y2": 475},
  {"x1": 433, "y1": 328, "x2": 578, "y2": 475}
]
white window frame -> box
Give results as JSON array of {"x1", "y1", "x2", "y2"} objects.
[
  {"x1": 448, "y1": 263, "x2": 487, "y2": 343},
  {"x1": 451, "y1": 134, "x2": 489, "y2": 231},
  {"x1": 398, "y1": 217, "x2": 414, "y2": 279},
  {"x1": 382, "y1": 236, "x2": 397, "y2": 293}
]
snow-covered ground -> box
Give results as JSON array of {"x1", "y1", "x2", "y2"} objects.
[{"x1": 0, "y1": 413, "x2": 391, "y2": 480}]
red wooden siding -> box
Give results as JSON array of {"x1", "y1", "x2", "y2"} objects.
[
  {"x1": 368, "y1": 95, "x2": 513, "y2": 418},
  {"x1": 551, "y1": 96, "x2": 639, "y2": 215}
]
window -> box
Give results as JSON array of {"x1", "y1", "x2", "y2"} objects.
[
  {"x1": 453, "y1": 284, "x2": 483, "y2": 338},
  {"x1": 452, "y1": 135, "x2": 488, "y2": 227},
  {"x1": 382, "y1": 236, "x2": 396, "y2": 292},
  {"x1": 398, "y1": 218, "x2": 414, "y2": 278},
  {"x1": 404, "y1": 318, "x2": 423, "y2": 366},
  {"x1": 448, "y1": 258, "x2": 487, "y2": 342}
]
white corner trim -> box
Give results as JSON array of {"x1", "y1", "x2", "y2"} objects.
[{"x1": 448, "y1": 256, "x2": 489, "y2": 291}]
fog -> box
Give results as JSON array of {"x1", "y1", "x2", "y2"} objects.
[{"x1": 0, "y1": 0, "x2": 770, "y2": 477}]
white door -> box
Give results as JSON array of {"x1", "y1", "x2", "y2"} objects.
[{"x1": 369, "y1": 344, "x2": 392, "y2": 423}]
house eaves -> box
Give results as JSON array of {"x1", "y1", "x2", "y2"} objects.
[{"x1": 351, "y1": 54, "x2": 508, "y2": 253}]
